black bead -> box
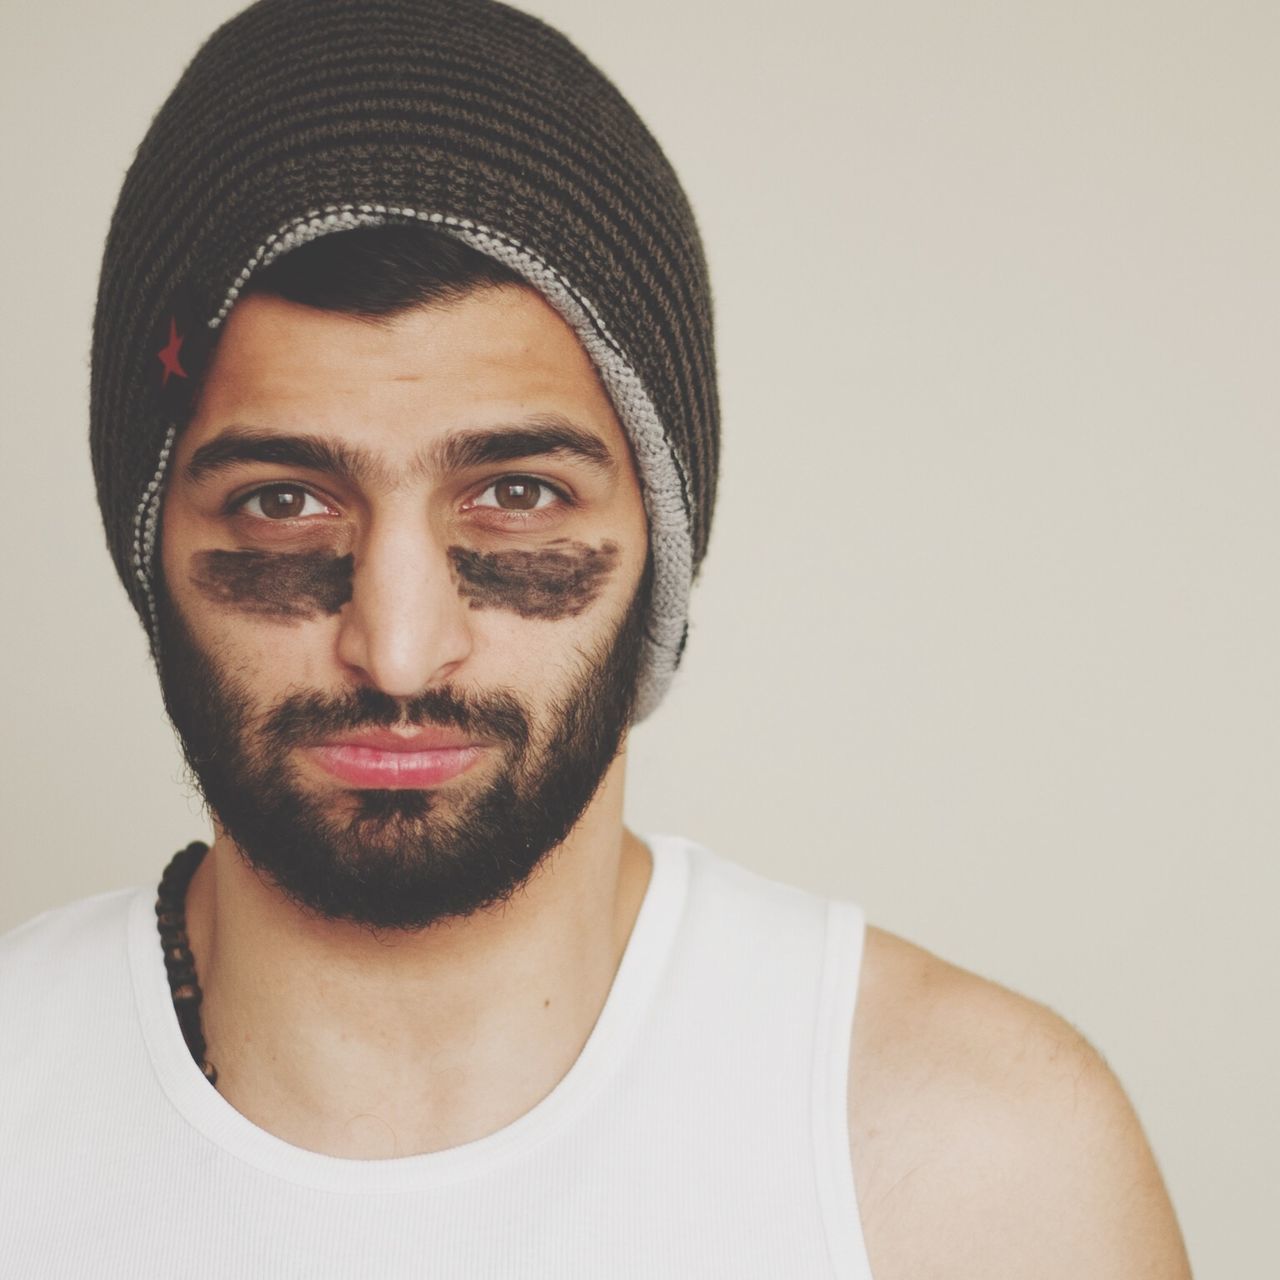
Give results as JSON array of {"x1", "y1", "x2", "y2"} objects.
[{"x1": 155, "y1": 843, "x2": 217, "y2": 1085}]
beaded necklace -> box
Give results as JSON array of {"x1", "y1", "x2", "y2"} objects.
[{"x1": 155, "y1": 842, "x2": 217, "y2": 1085}]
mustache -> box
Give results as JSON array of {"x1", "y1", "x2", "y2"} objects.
[{"x1": 260, "y1": 684, "x2": 531, "y2": 753}]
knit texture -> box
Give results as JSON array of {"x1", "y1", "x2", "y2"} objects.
[{"x1": 91, "y1": 0, "x2": 718, "y2": 721}]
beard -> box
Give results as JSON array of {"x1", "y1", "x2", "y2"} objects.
[{"x1": 154, "y1": 549, "x2": 653, "y2": 931}]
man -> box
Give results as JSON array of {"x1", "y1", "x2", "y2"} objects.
[{"x1": 1, "y1": 0, "x2": 1191, "y2": 1275}]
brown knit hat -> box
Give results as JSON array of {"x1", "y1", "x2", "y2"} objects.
[{"x1": 91, "y1": 0, "x2": 718, "y2": 721}]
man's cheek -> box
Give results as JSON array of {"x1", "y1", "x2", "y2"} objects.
[
  {"x1": 190, "y1": 549, "x2": 354, "y2": 621},
  {"x1": 447, "y1": 538, "x2": 620, "y2": 620}
]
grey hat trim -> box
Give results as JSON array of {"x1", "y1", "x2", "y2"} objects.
[
  {"x1": 132, "y1": 423, "x2": 177, "y2": 644},
  {"x1": 133, "y1": 205, "x2": 693, "y2": 721}
]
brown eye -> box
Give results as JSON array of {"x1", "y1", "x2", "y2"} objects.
[
  {"x1": 493, "y1": 477, "x2": 543, "y2": 510},
  {"x1": 241, "y1": 485, "x2": 325, "y2": 520},
  {"x1": 470, "y1": 474, "x2": 568, "y2": 517}
]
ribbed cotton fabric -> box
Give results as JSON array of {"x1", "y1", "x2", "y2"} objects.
[
  {"x1": 90, "y1": 0, "x2": 718, "y2": 721},
  {"x1": 0, "y1": 836, "x2": 874, "y2": 1278}
]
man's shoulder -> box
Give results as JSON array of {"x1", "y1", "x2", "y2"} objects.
[
  {"x1": 1, "y1": 886, "x2": 138, "y2": 953},
  {"x1": 848, "y1": 927, "x2": 1191, "y2": 1279},
  {"x1": 0, "y1": 888, "x2": 140, "y2": 1018}
]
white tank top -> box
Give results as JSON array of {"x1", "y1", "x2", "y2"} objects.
[{"x1": 0, "y1": 834, "x2": 874, "y2": 1277}]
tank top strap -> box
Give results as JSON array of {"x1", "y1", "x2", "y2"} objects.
[
  {"x1": 621, "y1": 837, "x2": 876, "y2": 1278},
  {"x1": 813, "y1": 898, "x2": 874, "y2": 1275}
]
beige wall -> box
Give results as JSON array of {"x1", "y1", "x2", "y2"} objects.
[{"x1": 2, "y1": 1, "x2": 1276, "y2": 1272}]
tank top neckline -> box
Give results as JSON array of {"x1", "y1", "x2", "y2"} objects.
[{"x1": 127, "y1": 833, "x2": 692, "y2": 1192}]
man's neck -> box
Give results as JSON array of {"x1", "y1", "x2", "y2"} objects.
[{"x1": 183, "y1": 756, "x2": 652, "y2": 1158}]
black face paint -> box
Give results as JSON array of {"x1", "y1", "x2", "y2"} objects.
[
  {"x1": 448, "y1": 538, "x2": 620, "y2": 620},
  {"x1": 191, "y1": 549, "x2": 353, "y2": 620}
]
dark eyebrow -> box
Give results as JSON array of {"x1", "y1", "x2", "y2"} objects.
[
  {"x1": 185, "y1": 430, "x2": 380, "y2": 486},
  {"x1": 430, "y1": 416, "x2": 617, "y2": 477},
  {"x1": 184, "y1": 415, "x2": 618, "y2": 487}
]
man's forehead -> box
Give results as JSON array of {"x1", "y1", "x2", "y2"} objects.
[
  {"x1": 173, "y1": 286, "x2": 632, "y2": 488},
  {"x1": 205, "y1": 285, "x2": 595, "y2": 380}
]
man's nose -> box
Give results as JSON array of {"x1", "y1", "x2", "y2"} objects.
[{"x1": 334, "y1": 515, "x2": 475, "y2": 697}]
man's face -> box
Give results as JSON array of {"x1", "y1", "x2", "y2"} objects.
[{"x1": 157, "y1": 283, "x2": 651, "y2": 930}]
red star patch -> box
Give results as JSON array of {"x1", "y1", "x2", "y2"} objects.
[
  {"x1": 149, "y1": 282, "x2": 213, "y2": 413},
  {"x1": 156, "y1": 317, "x2": 187, "y2": 386}
]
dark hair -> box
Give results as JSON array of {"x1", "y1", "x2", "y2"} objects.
[{"x1": 244, "y1": 223, "x2": 526, "y2": 317}]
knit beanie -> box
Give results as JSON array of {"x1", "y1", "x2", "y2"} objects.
[{"x1": 91, "y1": 0, "x2": 718, "y2": 722}]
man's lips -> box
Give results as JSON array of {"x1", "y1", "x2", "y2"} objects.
[{"x1": 303, "y1": 728, "x2": 487, "y2": 788}]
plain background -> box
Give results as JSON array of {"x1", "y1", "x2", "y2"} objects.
[{"x1": 2, "y1": 1, "x2": 1276, "y2": 1273}]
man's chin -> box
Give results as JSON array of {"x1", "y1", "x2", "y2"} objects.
[
  {"x1": 219, "y1": 801, "x2": 549, "y2": 932},
  {"x1": 253, "y1": 782, "x2": 444, "y2": 844}
]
